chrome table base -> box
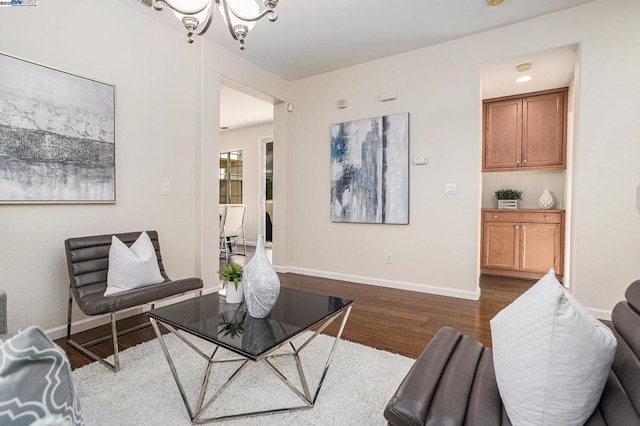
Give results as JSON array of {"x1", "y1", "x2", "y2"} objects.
[{"x1": 149, "y1": 305, "x2": 352, "y2": 424}]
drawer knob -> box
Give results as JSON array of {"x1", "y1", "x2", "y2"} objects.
[
  {"x1": 493, "y1": 215, "x2": 498, "y2": 219},
  {"x1": 545, "y1": 216, "x2": 550, "y2": 220}
]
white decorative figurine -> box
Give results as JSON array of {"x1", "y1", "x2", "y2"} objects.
[{"x1": 538, "y1": 189, "x2": 555, "y2": 210}]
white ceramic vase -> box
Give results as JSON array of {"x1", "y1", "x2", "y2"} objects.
[
  {"x1": 225, "y1": 280, "x2": 244, "y2": 304},
  {"x1": 538, "y1": 189, "x2": 555, "y2": 210},
  {"x1": 243, "y1": 234, "x2": 280, "y2": 318}
]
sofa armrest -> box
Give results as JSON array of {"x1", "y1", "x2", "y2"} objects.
[
  {"x1": 0, "y1": 290, "x2": 6, "y2": 335},
  {"x1": 384, "y1": 327, "x2": 467, "y2": 426},
  {"x1": 384, "y1": 327, "x2": 508, "y2": 426}
]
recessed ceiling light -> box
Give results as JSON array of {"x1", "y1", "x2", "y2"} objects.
[
  {"x1": 487, "y1": 0, "x2": 504, "y2": 5},
  {"x1": 516, "y1": 75, "x2": 533, "y2": 83}
]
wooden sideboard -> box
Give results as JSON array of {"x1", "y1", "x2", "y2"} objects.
[{"x1": 481, "y1": 209, "x2": 565, "y2": 280}]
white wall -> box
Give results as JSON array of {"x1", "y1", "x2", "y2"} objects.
[
  {"x1": 220, "y1": 123, "x2": 274, "y2": 244},
  {"x1": 289, "y1": 44, "x2": 484, "y2": 299},
  {"x1": 482, "y1": 171, "x2": 566, "y2": 209},
  {"x1": 0, "y1": 0, "x2": 289, "y2": 335},
  {"x1": 287, "y1": 0, "x2": 640, "y2": 312}
]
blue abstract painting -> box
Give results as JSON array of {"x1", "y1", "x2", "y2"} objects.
[{"x1": 331, "y1": 113, "x2": 409, "y2": 224}]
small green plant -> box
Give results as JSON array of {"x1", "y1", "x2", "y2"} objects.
[
  {"x1": 494, "y1": 189, "x2": 523, "y2": 200},
  {"x1": 217, "y1": 262, "x2": 243, "y2": 290}
]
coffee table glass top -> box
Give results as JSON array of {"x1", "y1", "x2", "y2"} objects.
[{"x1": 147, "y1": 287, "x2": 353, "y2": 360}]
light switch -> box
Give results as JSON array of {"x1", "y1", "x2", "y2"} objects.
[
  {"x1": 185, "y1": 183, "x2": 192, "y2": 195},
  {"x1": 413, "y1": 156, "x2": 428, "y2": 165},
  {"x1": 444, "y1": 183, "x2": 456, "y2": 195},
  {"x1": 161, "y1": 182, "x2": 170, "y2": 195}
]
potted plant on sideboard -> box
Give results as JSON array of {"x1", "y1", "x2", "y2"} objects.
[{"x1": 495, "y1": 189, "x2": 523, "y2": 210}]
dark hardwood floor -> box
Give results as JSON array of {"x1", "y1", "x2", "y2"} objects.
[{"x1": 55, "y1": 246, "x2": 535, "y2": 369}]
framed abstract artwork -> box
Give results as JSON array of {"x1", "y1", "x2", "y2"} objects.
[
  {"x1": 0, "y1": 53, "x2": 115, "y2": 203},
  {"x1": 330, "y1": 112, "x2": 409, "y2": 224}
]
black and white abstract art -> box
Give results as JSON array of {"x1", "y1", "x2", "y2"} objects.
[
  {"x1": 0, "y1": 53, "x2": 115, "y2": 202},
  {"x1": 331, "y1": 113, "x2": 409, "y2": 224}
]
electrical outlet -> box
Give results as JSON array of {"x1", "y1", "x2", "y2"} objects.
[{"x1": 385, "y1": 253, "x2": 393, "y2": 264}]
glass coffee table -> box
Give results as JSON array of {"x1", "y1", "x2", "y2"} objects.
[{"x1": 147, "y1": 287, "x2": 353, "y2": 424}]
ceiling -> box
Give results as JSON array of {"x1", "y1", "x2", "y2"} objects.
[
  {"x1": 122, "y1": 0, "x2": 589, "y2": 129},
  {"x1": 481, "y1": 44, "x2": 578, "y2": 99},
  {"x1": 124, "y1": 0, "x2": 594, "y2": 81},
  {"x1": 219, "y1": 85, "x2": 273, "y2": 130}
]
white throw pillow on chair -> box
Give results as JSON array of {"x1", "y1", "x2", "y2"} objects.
[
  {"x1": 105, "y1": 232, "x2": 164, "y2": 296},
  {"x1": 490, "y1": 269, "x2": 616, "y2": 426}
]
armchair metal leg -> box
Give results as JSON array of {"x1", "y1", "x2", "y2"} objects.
[
  {"x1": 67, "y1": 293, "x2": 144, "y2": 373},
  {"x1": 66, "y1": 309, "x2": 121, "y2": 373},
  {"x1": 66, "y1": 288, "x2": 203, "y2": 373}
]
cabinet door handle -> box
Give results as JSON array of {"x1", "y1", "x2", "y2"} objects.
[
  {"x1": 516, "y1": 160, "x2": 520, "y2": 164},
  {"x1": 523, "y1": 159, "x2": 528, "y2": 164},
  {"x1": 522, "y1": 225, "x2": 526, "y2": 230},
  {"x1": 514, "y1": 225, "x2": 519, "y2": 229}
]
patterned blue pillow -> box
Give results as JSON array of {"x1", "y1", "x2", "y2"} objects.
[{"x1": 0, "y1": 326, "x2": 83, "y2": 425}]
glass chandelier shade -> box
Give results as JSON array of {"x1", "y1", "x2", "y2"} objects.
[{"x1": 152, "y1": 0, "x2": 278, "y2": 46}]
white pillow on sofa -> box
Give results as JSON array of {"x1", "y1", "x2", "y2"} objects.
[
  {"x1": 490, "y1": 269, "x2": 616, "y2": 426},
  {"x1": 105, "y1": 232, "x2": 164, "y2": 296}
]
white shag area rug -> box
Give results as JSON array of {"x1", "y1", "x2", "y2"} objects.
[{"x1": 73, "y1": 332, "x2": 415, "y2": 425}]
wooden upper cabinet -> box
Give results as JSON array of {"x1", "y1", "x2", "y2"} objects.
[
  {"x1": 484, "y1": 99, "x2": 522, "y2": 169},
  {"x1": 483, "y1": 88, "x2": 567, "y2": 172}
]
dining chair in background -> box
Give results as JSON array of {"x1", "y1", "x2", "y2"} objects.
[{"x1": 220, "y1": 204, "x2": 246, "y2": 259}]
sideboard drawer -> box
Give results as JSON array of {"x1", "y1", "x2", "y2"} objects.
[{"x1": 483, "y1": 211, "x2": 562, "y2": 224}]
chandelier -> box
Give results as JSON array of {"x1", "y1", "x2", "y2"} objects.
[{"x1": 152, "y1": 0, "x2": 278, "y2": 47}]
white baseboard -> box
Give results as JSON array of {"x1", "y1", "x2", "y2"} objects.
[
  {"x1": 284, "y1": 267, "x2": 480, "y2": 301},
  {"x1": 43, "y1": 286, "x2": 221, "y2": 341},
  {"x1": 586, "y1": 307, "x2": 612, "y2": 321}
]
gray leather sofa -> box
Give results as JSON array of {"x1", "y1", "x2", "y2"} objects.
[{"x1": 384, "y1": 279, "x2": 640, "y2": 425}]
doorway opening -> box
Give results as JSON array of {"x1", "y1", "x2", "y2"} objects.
[
  {"x1": 478, "y1": 44, "x2": 578, "y2": 287},
  {"x1": 263, "y1": 139, "x2": 274, "y2": 244},
  {"x1": 219, "y1": 81, "x2": 275, "y2": 252}
]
